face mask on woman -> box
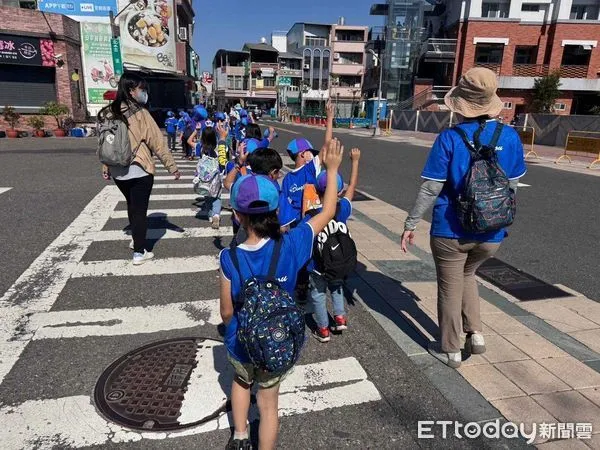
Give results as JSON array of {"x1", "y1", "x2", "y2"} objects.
[{"x1": 132, "y1": 89, "x2": 148, "y2": 105}]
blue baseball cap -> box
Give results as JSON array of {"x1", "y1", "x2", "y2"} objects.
[
  {"x1": 231, "y1": 174, "x2": 279, "y2": 214},
  {"x1": 214, "y1": 112, "x2": 226, "y2": 121},
  {"x1": 287, "y1": 138, "x2": 316, "y2": 156},
  {"x1": 316, "y1": 170, "x2": 344, "y2": 193},
  {"x1": 193, "y1": 105, "x2": 208, "y2": 120},
  {"x1": 242, "y1": 138, "x2": 263, "y2": 154}
]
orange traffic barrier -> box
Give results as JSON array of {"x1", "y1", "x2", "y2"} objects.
[
  {"x1": 511, "y1": 126, "x2": 538, "y2": 159},
  {"x1": 556, "y1": 130, "x2": 600, "y2": 169}
]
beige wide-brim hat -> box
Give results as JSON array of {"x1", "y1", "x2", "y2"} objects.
[{"x1": 444, "y1": 67, "x2": 503, "y2": 118}]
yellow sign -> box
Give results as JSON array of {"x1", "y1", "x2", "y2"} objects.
[{"x1": 71, "y1": 72, "x2": 80, "y2": 82}]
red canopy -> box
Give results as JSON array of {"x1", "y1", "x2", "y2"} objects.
[{"x1": 103, "y1": 90, "x2": 117, "y2": 101}]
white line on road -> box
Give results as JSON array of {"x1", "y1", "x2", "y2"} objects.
[
  {"x1": 27, "y1": 300, "x2": 221, "y2": 339},
  {"x1": 0, "y1": 187, "x2": 119, "y2": 384},
  {"x1": 0, "y1": 356, "x2": 380, "y2": 449},
  {"x1": 149, "y1": 193, "x2": 230, "y2": 201},
  {"x1": 517, "y1": 182, "x2": 531, "y2": 187},
  {"x1": 110, "y1": 208, "x2": 232, "y2": 219},
  {"x1": 0, "y1": 187, "x2": 12, "y2": 196},
  {"x1": 72, "y1": 255, "x2": 219, "y2": 278},
  {"x1": 154, "y1": 175, "x2": 195, "y2": 180},
  {"x1": 91, "y1": 226, "x2": 233, "y2": 242}
]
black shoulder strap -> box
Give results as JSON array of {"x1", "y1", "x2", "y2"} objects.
[
  {"x1": 453, "y1": 126, "x2": 476, "y2": 154},
  {"x1": 268, "y1": 238, "x2": 283, "y2": 279},
  {"x1": 229, "y1": 243, "x2": 241, "y2": 279},
  {"x1": 489, "y1": 122, "x2": 504, "y2": 149}
]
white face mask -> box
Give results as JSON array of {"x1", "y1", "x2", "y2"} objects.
[{"x1": 133, "y1": 90, "x2": 148, "y2": 104}]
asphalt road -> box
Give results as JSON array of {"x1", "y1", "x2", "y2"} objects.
[
  {"x1": 267, "y1": 121, "x2": 600, "y2": 301},
  {"x1": 0, "y1": 142, "x2": 492, "y2": 449}
]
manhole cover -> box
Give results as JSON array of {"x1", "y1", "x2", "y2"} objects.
[
  {"x1": 476, "y1": 258, "x2": 572, "y2": 301},
  {"x1": 94, "y1": 337, "x2": 229, "y2": 431}
]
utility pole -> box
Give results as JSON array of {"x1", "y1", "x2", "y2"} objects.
[
  {"x1": 370, "y1": 48, "x2": 384, "y2": 137},
  {"x1": 108, "y1": 0, "x2": 143, "y2": 79}
]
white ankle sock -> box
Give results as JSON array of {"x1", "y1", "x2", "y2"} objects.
[{"x1": 234, "y1": 429, "x2": 248, "y2": 440}]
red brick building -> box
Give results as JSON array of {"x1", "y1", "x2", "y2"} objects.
[
  {"x1": 417, "y1": 0, "x2": 600, "y2": 120},
  {"x1": 0, "y1": 6, "x2": 86, "y2": 132}
]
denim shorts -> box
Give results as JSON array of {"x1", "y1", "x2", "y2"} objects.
[{"x1": 227, "y1": 352, "x2": 291, "y2": 389}]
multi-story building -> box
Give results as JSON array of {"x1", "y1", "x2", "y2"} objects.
[
  {"x1": 367, "y1": 0, "x2": 600, "y2": 118},
  {"x1": 212, "y1": 49, "x2": 250, "y2": 111},
  {"x1": 287, "y1": 22, "x2": 333, "y2": 115},
  {"x1": 242, "y1": 41, "x2": 279, "y2": 111},
  {"x1": 329, "y1": 20, "x2": 368, "y2": 117}
]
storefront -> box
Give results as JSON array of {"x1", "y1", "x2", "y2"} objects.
[{"x1": 0, "y1": 6, "x2": 86, "y2": 127}]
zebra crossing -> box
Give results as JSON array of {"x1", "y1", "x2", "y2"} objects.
[{"x1": 0, "y1": 157, "x2": 382, "y2": 449}]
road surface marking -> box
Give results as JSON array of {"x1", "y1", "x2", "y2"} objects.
[
  {"x1": 91, "y1": 227, "x2": 234, "y2": 242},
  {"x1": 149, "y1": 193, "x2": 230, "y2": 201},
  {"x1": 517, "y1": 182, "x2": 530, "y2": 187},
  {"x1": 0, "y1": 187, "x2": 12, "y2": 196},
  {"x1": 27, "y1": 300, "x2": 221, "y2": 339},
  {"x1": 153, "y1": 184, "x2": 217, "y2": 190},
  {"x1": 0, "y1": 187, "x2": 119, "y2": 384},
  {"x1": 154, "y1": 175, "x2": 195, "y2": 180},
  {"x1": 72, "y1": 255, "x2": 219, "y2": 278},
  {"x1": 110, "y1": 209, "x2": 232, "y2": 219},
  {"x1": 0, "y1": 357, "x2": 380, "y2": 449}
]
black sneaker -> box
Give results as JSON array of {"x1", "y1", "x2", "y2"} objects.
[{"x1": 226, "y1": 437, "x2": 252, "y2": 450}]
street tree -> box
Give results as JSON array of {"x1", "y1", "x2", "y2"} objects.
[{"x1": 532, "y1": 71, "x2": 561, "y2": 113}]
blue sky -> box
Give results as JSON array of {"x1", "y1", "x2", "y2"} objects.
[{"x1": 191, "y1": 0, "x2": 381, "y2": 72}]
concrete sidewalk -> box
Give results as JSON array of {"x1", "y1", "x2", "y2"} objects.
[
  {"x1": 265, "y1": 119, "x2": 600, "y2": 177},
  {"x1": 343, "y1": 190, "x2": 600, "y2": 448}
]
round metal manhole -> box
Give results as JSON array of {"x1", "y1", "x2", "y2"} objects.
[{"x1": 94, "y1": 337, "x2": 229, "y2": 431}]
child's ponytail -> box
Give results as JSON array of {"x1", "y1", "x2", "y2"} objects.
[{"x1": 248, "y1": 211, "x2": 282, "y2": 241}]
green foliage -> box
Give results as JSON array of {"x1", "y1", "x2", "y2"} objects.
[
  {"x1": 532, "y1": 71, "x2": 561, "y2": 113},
  {"x1": 2, "y1": 105, "x2": 20, "y2": 129},
  {"x1": 27, "y1": 115, "x2": 45, "y2": 131},
  {"x1": 41, "y1": 101, "x2": 70, "y2": 129}
]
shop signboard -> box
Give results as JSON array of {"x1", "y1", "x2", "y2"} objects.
[
  {"x1": 111, "y1": 38, "x2": 123, "y2": 77},
  {"x1": 116, "y1": 0, "x2": 176, "y2": 72},
  {"x1": 277, "y1": 76, "x2": 291, "y2": 86},
  {"x1": 38, "y1": 0, "x2": 117, "y2": 17},
  {"x1": 0, "y1": 34, "x2": 55, "y2": 66},
  {"x1": 80, "y1": 22, "x2": 114, "y2": 114}
]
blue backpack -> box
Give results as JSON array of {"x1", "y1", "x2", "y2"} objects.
[
  {"x1": 229, "y1": 239, "x2": 306, "y2": 375},
  {"x1": 453, "y1": 122, "x2": 516, "y2": 234}
]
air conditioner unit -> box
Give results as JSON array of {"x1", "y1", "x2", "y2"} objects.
[
  {"x1": 178, "y1": 27, "x2": 188, "y2": 41},
  {"x1": 303, "y1": 64, "x2": 310, "y2": 69},
  {"x1": 354, "y1": 83, "x2": 361, "y2": 88},
  {"x1": 333, "y1": 52, "x2": 340, "y2": 60}
]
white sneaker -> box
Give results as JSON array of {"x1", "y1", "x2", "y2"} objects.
[
  {"x1": 428, "y1": 341, "x2": 462, "y2": 368},
  {"x1": 129, "y1": 239, "x2": 134, "y2": 250},
  {"x1": 211, "y1": 215, "x2": 220, "y2": 229},
  {"x1": 132, "y1": 250, "x2": 154, "y2": 265},
  {"x1": 466, "y1": 332, "x2": 486, "y2": 355}
]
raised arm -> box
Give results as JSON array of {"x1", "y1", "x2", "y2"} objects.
[
  {"x1": 344, "y1": 148, "x2": 361, "y2": 201},
  {"x1": 223, "y1": 140, "x2": 247, "y2": 191},
  {"x1": 324, "y1": 101, "x2": 335, "y2": 146},
  {"x1": 308, "y1": 138, "x2": 344, "y2": 234},
  {"x1": 187, "y1": 127, "x2": 199, "y2": 149}
]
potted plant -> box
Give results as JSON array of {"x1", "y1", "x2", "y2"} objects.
[
  {"x1": 2, "y1": 106, "x2": 20, "y2": 138},
  {"x1": 28, "y1": 116, "x2": 46, "y2": 137},
  {"x1": 41, "y1": 101, "x2": 70, "y2": 137}
]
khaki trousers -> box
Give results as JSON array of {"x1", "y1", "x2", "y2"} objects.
[{"x1": 430, "y1": 237, "x2": 501, "y2": 353}]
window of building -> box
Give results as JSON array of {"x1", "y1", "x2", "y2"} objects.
[
  {"x1": 335, "y1": 30, "x2": 365, "y2": 42},
  {"x1": 521, "y1": 4, "x2": 540, "y2": 11},
  {"x1": 338, "y1": 75, "x2": 362, "y2": 87},
  {"x1": 503, "y1": 102, "x2": 513, "y2": 109},
  {"x1": 227, "y1": 75, "x2": 244, "y2": 90},
  {"x1": 263, "y1": 78, "x2": 276, "y2": 87},
  {"x1": 554, "y1": 103, "x2": 566, "y2": 110},
  {"x1": 335, "y1": 52, "x2": 363, "y2": 65},
  {"x1": 305, "y1": 36, "x2": 327, "y2": 47},
  {"x1": 561, "y1": 45, "x2": 591, "y2": 66},
  {"x1": 475, "y1": 44, "x2": 504, "y2": 64},
  {"x1": 514, "y1": 46, "x2": 538, "y2": 64},
  {"x1": 570, "y1": 4, "x2": 600, "y2": 19},
  {"x1": 482, "y1": 2, "x2": 509, "y2": 18}
]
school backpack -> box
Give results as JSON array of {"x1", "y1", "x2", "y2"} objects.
[
  {"x1": 230, "y1": 239, "x2": 306, "y2": 375},
  {"x1": 453, "y1": 122, "x2": 516, "y2": 234},
  {"x1": 306, "y1": 204, "x2": 358, "y2": 283},
  {"x1": 193, "y1": 155, "x2": 221, "y2": 197},
  {"x1": 97, "y1": 107, "x2": 141, "y2": 167}
]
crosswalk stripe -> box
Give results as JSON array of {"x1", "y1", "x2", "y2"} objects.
[
  {"x1": 0, "y1": 187, "x2": 12, "y2": 196},
  {"x1": 110, "y1": 209, "x2": 232, "y2": 219},
  {"x1": 0, "y1": 187, "x2": 118, "y2": 384},
  {"x1": 153, "y1": 184, "x2": 199, "y2": 189},
  {"x1": 72, "y1": 255, "x2": 219, "y2": 278},
  {"x1": 517, "y1": 182, "x2": 530, "y2": 187},
  {"x1": 91, "y1": 227, "x2": 234, "y2": 242},
  {"x1": 0, "y1": 357, "x2": 380, "y2": 449},
  {"x1": 155, "y1": 175, "x2": 195, "y2": 180},
  {"x1": 27, "y1": 300, "x2": 221, "y2": 339},
  {"x1": 149, "y1": 193, "x2": 230, "y2": 201}
]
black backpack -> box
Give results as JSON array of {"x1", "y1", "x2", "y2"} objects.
[
  {"x1": 306, "y1": 204, "x2": 358, "y2": 283},
  {"x1": 453, "y1": 122, "x2": 516, "y2": 234}
]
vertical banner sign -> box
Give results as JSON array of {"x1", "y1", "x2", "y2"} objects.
[
  {"x1": 111, "y1": 38, "x2": 124, "y2": 77},
  {"x1": 80, "y1": 23, "x2": 115, "y2": 115},
  {"x1": 116, "y1": 0, "x2": 176, "y2": 72}
]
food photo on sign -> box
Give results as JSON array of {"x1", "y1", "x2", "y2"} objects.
[{"x1": 117, "y1": 0, "x2": 176, "y2": 71}]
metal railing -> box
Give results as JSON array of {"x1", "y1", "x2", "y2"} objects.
[
  {"x1": 475, "y1": 63, "x2": 501, "y2": 74},
  {"x1": 559, "y1": 65, "x2": 589, "y2": 78},
  {"x1": 396, "y1": 85, "x2": 452, "y2": 111},
  {"x1": 513, "y1": 64, "x2": 549, "y2": 77},
  {"x1": 423, "y1": 38, "x2": 457, "y2": 56}
]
